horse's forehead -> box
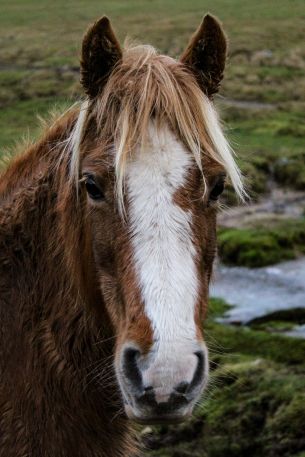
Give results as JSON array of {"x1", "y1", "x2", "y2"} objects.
[{"x1": 126, "y1": 123, "x2": 194, "y2": 177}]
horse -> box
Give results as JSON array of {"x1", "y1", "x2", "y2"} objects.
[{"x1": 0, "y1": 14, "x2": 244, "y2": 457}]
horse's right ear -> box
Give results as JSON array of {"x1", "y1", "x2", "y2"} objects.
[{"x1": 80, "y1": 16, "x2": 122, "y2": 98}]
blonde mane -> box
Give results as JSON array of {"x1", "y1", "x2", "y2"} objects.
[{"x1": 68, "y1": 44, "x2": 245, "y2": 209}]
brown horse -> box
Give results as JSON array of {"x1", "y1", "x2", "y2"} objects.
[{"x1": 0, "y1": 15, "x2": 243, "y2": 457}]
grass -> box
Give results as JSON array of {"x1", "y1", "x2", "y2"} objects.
[
  {"x1": 0, "y1": 97, "x2": 71, "y2": 150},
  {"x1": 0, "y1": 0, "x2": 304, "y2": 181}
]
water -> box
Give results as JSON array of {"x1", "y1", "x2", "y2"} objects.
[{"x1": 210, "y1": 257, "x2": 305, "y2": 337}]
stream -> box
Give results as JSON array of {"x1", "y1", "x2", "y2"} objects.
[{"x1": 210, "y1": 257, "x2": 305, "y2": 338}]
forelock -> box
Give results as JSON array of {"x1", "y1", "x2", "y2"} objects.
[{"x1": 68, "y1": 44, "x2": 245, "y2": 209}]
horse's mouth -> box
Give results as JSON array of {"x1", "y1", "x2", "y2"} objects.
[
  {"x1": 124, "y1": 403, "x2": 193, "y2": 425},
  {"x1": 129, "y1": 414, "x2": 188, "y2": 425}
]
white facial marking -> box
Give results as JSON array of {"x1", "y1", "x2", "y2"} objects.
[{"x1": 126, "y1": 123, "x2": 202, "y2": 399}]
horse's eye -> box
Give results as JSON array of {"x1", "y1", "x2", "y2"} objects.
[
  {"x1": 209, "y1": 177, "x2": 225, "y2": 201},
  {"x1": 84, "y1": 176, "x2": 104, "y2": 201}
]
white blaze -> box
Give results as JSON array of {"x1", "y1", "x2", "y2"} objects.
[{"x1": 126, "y1": 123, "x2": 200, "y2": 394}]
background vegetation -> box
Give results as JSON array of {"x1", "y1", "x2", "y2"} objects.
[{"x1": 1, "y1": 1, "x2": 304, "y2": 456}]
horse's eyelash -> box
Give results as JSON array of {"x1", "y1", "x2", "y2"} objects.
[
  {"x1": 79, "y1": 176, "x2": 87, "y2": 184},
  {"x1": 79, "y1": 173, "x2": 94, "y2": 183}
]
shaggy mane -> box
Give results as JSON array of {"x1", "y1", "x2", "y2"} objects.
[{"x1": 68, "y1": 44, "x2": 245, "y2": 208}]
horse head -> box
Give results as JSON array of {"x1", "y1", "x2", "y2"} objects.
[{"x1": 68, "y1": 15, "x2": 243, "y2": 424}]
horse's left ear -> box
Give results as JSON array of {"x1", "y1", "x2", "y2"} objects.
[
  {"x1": 80, "y1": 16, "x2": 122, "y2": 98},
  {"x1": 180, "y1": 14, "x2": 227, "y2": 98}
]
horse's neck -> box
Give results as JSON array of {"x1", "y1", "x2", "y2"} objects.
[
  {"x1": 0, "y1": 113, "x2": 111, "y2": 373},
  {"x1": 0, "y1": 114, "x2": 77, "y2": 308}
]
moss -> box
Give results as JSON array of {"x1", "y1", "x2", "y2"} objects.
[
  {"x1": 203, "y1": 360, "x2": 305, "y2": 457},
  {"x1": 249, "y1": 308, "x2": 305, "y2": 329},
  {"x1": 251, "y1": 320, "x2": 296, "y2": 332},
  {"x1": 264, "y1": 395, "x2": 305, "y2": 456},
  {"x1": 218, "y1": 218, "x2": 305, "y2": 267}
]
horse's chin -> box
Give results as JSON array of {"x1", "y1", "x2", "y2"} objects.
[{"x1": 124, "y1": 403, "x2": 193, "y2": 425}]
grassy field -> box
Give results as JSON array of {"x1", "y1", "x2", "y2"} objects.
[
  {"x1": 1, "y1": 1, "x2": 304, "y2": 156},
  {"x1": 1, "y1": 1, "x2": 304, "y2": 197}
]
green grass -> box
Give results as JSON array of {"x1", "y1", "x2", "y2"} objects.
[
  {"x1": 0, "y1": 97, "x2": 71, "y2": 151},
  {"x1": 0, "y1": 0, "x2": 304, "y2": 175}
]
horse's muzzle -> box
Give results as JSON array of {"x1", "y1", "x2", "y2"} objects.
[{"x1": 116, "y1": 343, "x2": 208, "y2": 424}]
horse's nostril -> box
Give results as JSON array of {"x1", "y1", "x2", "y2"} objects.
[
  {"x1": 189, "y1": 350, "x2": 205, "y2": 391},
  {"x1": 137, "y1": 387, "x2": 157, "y2": 407},
  {"x1": 144, "y1": 385, "x2": 154, "y2": 393},
  {"x1": 174, "y1": 381, "x2": 189, "y2": 395},
  {"x1": 122, "y1": 347, "x2": 143, "y2": 391}
]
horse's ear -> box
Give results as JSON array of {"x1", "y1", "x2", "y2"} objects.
[
  {"x1": 80, "y1": 16, "x2": 122, "y2": 98},
  {"x1": 180, "y1": 14, "x2": 227, "y2": 98}
]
